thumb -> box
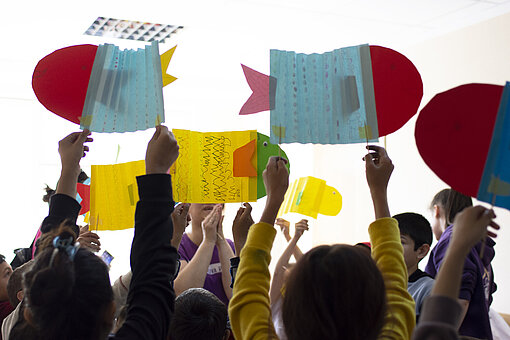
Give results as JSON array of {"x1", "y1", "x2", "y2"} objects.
[{"x1": 77, "y1": 130, "x2": 91, "y2": 144}]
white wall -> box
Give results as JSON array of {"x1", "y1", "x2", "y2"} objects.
[{"x1": 312, "y1": 12, "x2": 510, "y2": 313}]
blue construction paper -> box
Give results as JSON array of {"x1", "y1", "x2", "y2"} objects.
[
  {"x1": 269, "y1": 44, "x2": 378, "y2": 144},
  {"x1": 81, "y1": 41, "x2": 164, "y2": 133},
  {"x1": 478, "y1": 82, "x2": 510, "y2": 210}
]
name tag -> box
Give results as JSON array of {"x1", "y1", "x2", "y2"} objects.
[{"x1": 207, "y1": 263, "x2": 222, "y2": 275}]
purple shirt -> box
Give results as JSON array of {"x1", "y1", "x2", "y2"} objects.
[
  {"x1": 178, "y1": 233, "x2": 235, "y2": 305},
  {"x1": 425, "y1": 225, "x2": 496, "y2": 340}
]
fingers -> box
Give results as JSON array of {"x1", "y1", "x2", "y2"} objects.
[
  {"x1": 242, "y1": 202, "x2": 252, "y2": 215},
  {"x1": 79, "y1": 224, "x2": 89, "y2": 235}
]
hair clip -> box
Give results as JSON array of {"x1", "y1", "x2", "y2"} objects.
[{"x1": 49, "y1": 236, "x2": 80, "y2": 266}]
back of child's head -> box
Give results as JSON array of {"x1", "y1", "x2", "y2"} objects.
[
  {"x1": 169, "y1": 288, "x2": 228, "y2": 340},
  {"x1": 393, "y1": 213, "x2": 432, "y2": 250},
  {"x1": 7, "y1": 260, "x2": 33, "y2": 308},
  {"x1": 282, "y1": 244, "x2": 386, "y2": 340},
  {"x1": 21, "y1": 221, "x2": 113, "y2": 340},
  {"x1": 430, "y1": 189, "x2": 473, "y2": 225}
]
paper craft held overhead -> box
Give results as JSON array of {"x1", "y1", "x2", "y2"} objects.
[
  {"x1": 171, "y1": 129, "x2": 290, "y2": 203},
  {"x1": 415, "y1": 82, "x2": 510, "y2": 210},
  {"x1": 32, "y1": 41, "x2": 177, "y2": 133},
  {"x1": 279, "y1": 176, "x2": 342, "y2": 219},
  {"x1": 89, "y1": 160, "x2": 146, "y2": 230},
  {"x1": 240, "y1": 44, "x2": 423, "y2": 144}
]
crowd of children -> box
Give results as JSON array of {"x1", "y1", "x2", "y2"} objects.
[{"x1": 0, "y1": 126, "x2": 506, "y2": 340}]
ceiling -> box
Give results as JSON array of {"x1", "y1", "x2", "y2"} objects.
[{"x1": 1, "y1": 0, "x2": 510, "y2": 101}]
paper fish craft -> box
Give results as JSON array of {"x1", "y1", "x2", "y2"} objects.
[
  {"x1": 415, "y1": 82, "x2": 510, "y2": 210},
  {"x1": 89, "y1": 160, "x2": 146, "y2": 230},
  {"x1": 32, "y1": 41, "x2": 177, "y2": 133},
  {"x1": 76, "y1": 183, "x2": 91, "y2": 215},
  {"x1": 240, "y1": 44, "x2": 422, "y2": 145},
  {"x1": 279, "y1": 176, "x2": 342, "y2": 219},
  {"x1": 171, "y1": 129, "x2": 290, "y2": 203}
]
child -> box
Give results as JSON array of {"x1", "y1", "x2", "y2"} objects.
[
  {"x1": 394, "y1": 212, "x2": 434, "y2": 320},
  {"x1": 412, "y1": 206, "x2": 499, "y2": 340},
  {"x1": 169, "y1": 288, "x2": 231, "y2": 340},
  {"x1": 228, "y1": 146, "x2": 415, "y2": 340},
  {"x1": 10, "y1": 126, "x2": 180, "y2": 340},
  {"x1": 270, "y1": 219, "x2": 309, "y2": 340},
  {"x1": 0, "y1": 255, "x2": 13, "y2": 340},
  {"x1": 425, "y1": 189, "x2": 496, "y2": 340}
]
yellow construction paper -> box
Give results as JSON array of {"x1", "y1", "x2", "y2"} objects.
[
  {"x1": 90, "y1": 160, "x2": 146, "y2": 230},
  {"x1": 171, "y1": 129, "x2": 258, "y2": 203},
  {"x1": 160, "y1": 46, "x2": 178, "y2": 87},
  {"x1": 278, "y1": 176, "x2": 342, "y2": 219}
]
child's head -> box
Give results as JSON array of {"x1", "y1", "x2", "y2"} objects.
[
  {"x1": 430, "y1": 189, "x2": 473, "y2": 240},
  {"x1": 282, "y1": 245, "x2": 386, "y2": 340},
  {"x1": 169, "y1": 288, "x2": 230, "y2": 340},
  {"x1": 0, "y1": 254, "x2": 13, "y2": 302},
  {"x1": 7, "y1": 260, "x2": 33, "y2": 308},
  {"x1": 393, "y1": 213, "x2": 432, "y2": 273},
  {"x1": 21, "y1": 222, "x2": 114, "y2": 340}
]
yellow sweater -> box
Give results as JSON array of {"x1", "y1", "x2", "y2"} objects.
[{"x1": 229, "y1": 218, "x2": 415, "y2": 340}]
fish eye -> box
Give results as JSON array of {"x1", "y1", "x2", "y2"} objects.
[{"x1": 263, "y1": 141, "x2": 268, "y2": 147}]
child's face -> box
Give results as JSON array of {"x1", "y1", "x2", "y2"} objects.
[
  {"x1": 400, "y1": 234, "x2": 418, "y2": 273},
  {"x1": 0, "y1": 261, "x2": 13, "y2": 302}
]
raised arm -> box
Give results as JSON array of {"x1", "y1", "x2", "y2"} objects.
[
  {"x1": 114, "y1": 125, "x2": 180, "y2": 340},
  {"x1": 173, "y1": 205, "x2": 221, "y2": 296},
  {"x1": 276, "y1": 218, "x2": 305, "y2": 260},
  {"x1": 270, "y1": 219, "x2": 308, "y2": 303},
  {"x1": 412, "y1": 207, "x2": 499, "y2": 340},
  {"x1": 364, "y1": 145, "x2": 393, "y2": 219},
  {"x1": 216, "y1": 213, "x2": 235, "y2": 300},
  {"x1": 364, "y1": 145, "x2": 415, "y2": 340},
  {"x1": 229, "y1": 157, "x2": 289, "y2": 340},
  {"x1": 39, "y1": 131, "x2": 92, "y2": 239}
]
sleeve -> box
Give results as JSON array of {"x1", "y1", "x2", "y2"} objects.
[
  {"x1": 112, "y1": 271, "x2": 133, "y2": 317},
  {"x1": 40, "y1": 194, "x2": 81, "y2": 236},
  {"x1": 414, "y1": 277, "x2": 435, "y2": 315},
  {"x1": 113, "y1": 174, "x2": 178, "y2": 340},
  {"x1": 458, "y1": 253, "x2": 478, "y2": 302},
  {"x1": 228, "y1": 222, "x2": 278, "y2": 340},
  {"x1": 368, "y1": 217, "x2": 416, "y2": 340},
  {"x1": 411, "y1": 296, "x2": 462, "y2": 340}
]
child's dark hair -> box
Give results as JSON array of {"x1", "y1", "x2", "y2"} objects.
[
  {"x1": 282, "y1": 245, "x2": 386, "y2": 340},
  {"x1": 7, "y1": 260, "x2": 33, "y2": 308},
  {"x1": 393, "y1": 213, "x2": 432, "y2": 250},
  {"x1": 169, "y1": 288, "x2": 228, "y2": 340},
  {"x1": 20, "y1": 221, "x2": 113, "y2": 340},
  {"x1": 430, "y1": 189, "x2": 473, "y2": 226}
]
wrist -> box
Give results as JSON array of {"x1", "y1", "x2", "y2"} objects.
[
  {"x1": 146, "y1": 166, "x2": 169, "y2": 175},
  {"x1": 447, "y1": 242, "x2": 471, "y2": 258}
]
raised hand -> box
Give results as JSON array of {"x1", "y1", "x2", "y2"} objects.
[
  {"x1": 171, "y1": 203, "x2": 191, "y2": 248},
  {"x1": 77, "y1": 225, "x2": 101, "y2": 253},
  {"x1": 145, "y1": 125, "x2": 179, "y2": 174},
  {"x1": 202, "y1": 204, "x2": 222, "y2": 244},
  {"x1": 57, "y1": 130, "x2": 93, "y2": 198},
  {"x1": 364, "y1": 145, "x2": 394, "y2": 194},
  {"x1": 260, "y1": 157, "x2": 289, "y2": 225},
  {"x1": 276, "y1": 218, "x2": 291, "y2": 241},
  {"x1": 294, "y1": 219, "x2": 309, "y2": 239},
  {"x1": 58, "y1": 130, "x2": 92, "y2": 173},
  {"x1": 450, "y1": 206, "x2": 499, "y2": 255},
  {"x1": 232, "y1": 203, "x2": 255, "y2": 255}
]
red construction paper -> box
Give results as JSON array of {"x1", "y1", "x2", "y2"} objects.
[
  {"x1": 370, "y1": 45, "x2": 423, "y2": 137},
  {"x1": 233, "y1": 139, "x2": 257, "y2": 177},
  {"x1": 77, "y1": 183, "x2": 91, "y2": 215},
  {"x1": 239, "y1": 65, "x2": 275, "y2": 115},
  {"x1": 415, "y1": 83, "x2": 503, "y2": 197},
  {"x1": 32, "y1": 45, "x2": 98, "y2": 124}
]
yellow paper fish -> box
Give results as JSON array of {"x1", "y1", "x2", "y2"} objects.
[{"x1": 279, "y1": 176, "x2": 342, "y2": 219}]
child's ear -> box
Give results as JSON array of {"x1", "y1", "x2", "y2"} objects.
[
  {"x1": 416, "y1": 244, "x2": 430, "y2": 260},
  {"x1": 433, "y1": 204, "x2": 441, "y2": 218}
]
